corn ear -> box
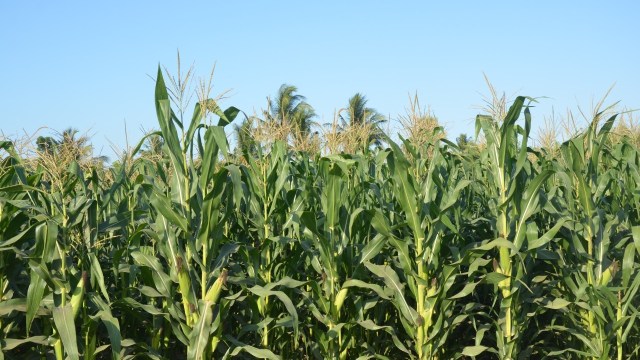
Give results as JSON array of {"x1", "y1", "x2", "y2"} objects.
[
  {"x1": 205, "y1": 269, "x2": 228, "y2": 306},
  {"x1": 334, "y1": 288, "x2": 348, "y2": 313},
  {"x1": 600, "y1": 260, "x2": 619, "y2": 286},
  {"x1": 176, "y1": 256, "x2": 196, "y2": 325},
  {"x1": 426, "y1": 278, "x2": 437, "y2": 297},
  {"x1": 70, "y1": 272, "x2": 86, "y2": 319}
]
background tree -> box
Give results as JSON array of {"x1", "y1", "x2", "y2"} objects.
[
  {"x1": 139, "y1": 131, "x2": 165, "y2": 162},
  {"x1": 36, "y1": 128, "x2": 107, "y2": 167},
  {"x1": 339, "y1": 93, "x2": 387, "y2": 148},
  {"x1": 267, "y1": 84, "x2": 316, "y2": 137},
  {"x1": 233, "y1": 116, "x2": 259, "y2": 160},
  {"x1": 36, "y1": 136, "x2": 58, "y2": 154},
  {"x1": 456, "y1": 133, "x2": 473, "y2": 149}
]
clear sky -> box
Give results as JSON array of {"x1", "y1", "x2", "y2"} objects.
[{"x1": 1, "y1": 1, "x2": 639, "y2": 158}]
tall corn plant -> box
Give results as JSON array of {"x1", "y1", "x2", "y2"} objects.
[
  {"x1": 552, "y1": 109, "x2": 640, "y2": 359},
  {"x1": 296, "y1": 154, "x2": 406, "y2": 359},
  {"x1": 364, "y1": 136, "x2": 471, "y2": 359},
  {"x1": 474, "y1": 97, "x2": 563, "y2": 359},
  {"x1": 230, "y1": 142, "x2": 304, "y2": 357},
  {"x1": 0, "y1": 141, "x2": 49, "y2": 356},
  {"x1": 298, "y1": 156, "x2": 357, "y2": 359},
  {"x1": 126, "y1": 67, "x2": 240, "y2": 359},
  {"x1": 0, "y1": 137, "x2": 122, "y2": 360}
]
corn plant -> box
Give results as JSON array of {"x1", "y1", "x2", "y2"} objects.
[
  {"x1": 472, "y1": 97, "x2": 566, "y2": 359},
  {"x1": 364, "y1": 135, "x2": 470, "y2": 359},
  {"x1": 548, "y1": 109, "x2": 640, "y2": 359},
  {"x1": 232, "y1": 142, "x2": 303, "y2": 356},
  {"x1": 123, "y1": 67, "x2": 244, "y2": 359}
]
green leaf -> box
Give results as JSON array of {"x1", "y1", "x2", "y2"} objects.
[
  {"x1": 131, "y1": 252, "x2": 172, "y2": 297},
  {"x1": 527, "y1": 219, "x2": 566, "y2": 251},
  {"x1": 342, "y1": 279, "x2": 392, "y2": 299},
  {"x1": 247, "y1": 285, "x2": 299, "y2": 339},
  {"x1": 199, "y1": 126, "x2": 222, "y2": 189},
  {"x1": 0, "y1": 222, "x2": 38, "y2": 248},
  {"x1": 95, "y1": 312, "x2": 122, "y2": 359},
  {"x1": 227, "y1": 337, "x2": 281, "y2": 359},
  {"x1": 90, "y1": 252, "x2": 110, "y2": 302},
  {"x1": 365, "y1": 262, "x2": 418, "y2": 325},
  {"x1": 53, "y1": 304, "x2": 79, "y2": 360},
  {"x1": 513, "y1": 170, "x2": 554, "y2": 250},
  {"x1": 359, "y1": 234, "x2": 386, "y2": 263},
  {"x1": 544, "y1": 298, "x2": 571, "y2": 309},
  {"x1": 357, "y1": 320, "x2": 410, "y2": 354},
  {"x1": 0, "y1": 298, "x2": 27, "y2": 316},
  {"x1": 25, "y1": 271, "x2": 46, "y2": 334},
  {"x1": 188, "y1": 301, "x2": 213, "y2": 360},
  {"x1": 632, "y1": 226, "x2": 640, "y2": 254},
  {"x1": 388, "y1": 145, "x2": 425, "y2": 242},
  {"x1": 150, "y1": 193, "x2": 189, "y2": 233},
  {"x1": 449, "y1": 280, "x2": 482, "y2": 299},
  {"x1": 484, "y1": 272, "x2": 509, "y2": 285},
  {"x1": 622, "y1": 242, "x2": 635, "y2": 288},
  {"x1": 154, "y1": 67, "x2": 183, "y2": 163},
  {"x1": 462, "y1": 345, "x2": 489, "y2": 356}
]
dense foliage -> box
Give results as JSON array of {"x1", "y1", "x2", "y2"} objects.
[{"x1": 1, "y1": 69, "x2": 639, "y2": 360}]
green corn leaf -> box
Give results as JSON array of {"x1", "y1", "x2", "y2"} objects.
[
  {"x1": 199, "y1": 126, "x2": 221, "y2": 189},
  {"x1": 226, "y1": 336, "x2": 281, "y2": 360},
  {"x1": 0, "y1": 299, "x2": 28, "y2": 316},
  {"x1": 462, "y1": 345, "x2": 489, "y2": 357},
  {"x1": 264, "y1": 277, "x2": 306, "y2": 290},
  {"x1": 185, "y1": 102, "x2": 204, "y2": 151},
  {"x1": 25, "y1": 270, "x2": 46, "y2": 334},
  {"x1": 622, "y1": 242, "x2": 635, "y2": 288},
  {"x1": 388, "y1": 147, "x2": 425, "y2": 242},
  {"x1": 52, "y1": 304, "x2": 79, "y2": 360},
  {"x1": 449, "y1": 280, "x2": 482, "y2": 299},
  {"x1": 89, "y1": 252, "x2": 110, "y2": 302},
  {"x1": 95, "y1": 309, "x2": 122, "y2": 360},
  {"x1": 526, "y1": 219, "x2": 566, "y2": 251},
  {"x1": 632, "y1": 226, "x2": 640, "y2": 254},
  {"x1": 28, "y1": 261, "x2": 62, "y2": 292},
  {"x1": 187, "y1": 301, "x2": 213, "y2": 360},
  {"x1": 221, "y1": 106, "x2": 240, "y2": 127},
  {"x1": 365, "y1": 262, "x2": 418, "y2": 325},
  {"x1": 247, "y1": 285, "x2": 299, "y2": 339},
  {"x1": 0, "y1": 222, "x2": 39, "y2": 248},
  {"x1": 597, "y1": 114, "x2": 617, "y2": 138},
  {"x1": 34, "y1": 220, "x2": 57, "y2": 263},
  {"x1": 131, "y1": 252, "x2": 172, "y2": 297},
  {"x1": 150, "y1": 193, "x2": 189, "y2": 233},
  {"x1": 154, "y1": 66, "x2": 184, "y2": 170},
  {"x1": 0, "y1": 336, "x2": 49, "y2": 351},
  {"x1": 342, "y1": 279, "x2": 392, "y2": 299},
  {"x1": 121, "y1": 297, "x2": 165, "y2": 316},
  {"x1": 359, "y1": 234, "x2": 386, "y2": 264},
  {"x1": 356, "y1": 320, "x2": 410, "y2": 354},
  {"x1": 544, "y1": 298, "x2": 571, "y2": 309}
]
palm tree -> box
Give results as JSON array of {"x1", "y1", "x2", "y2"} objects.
[
  {"x1": 35, "y1": 128, "x2": 107, "y2": 183},
  {"x1": 339, "y1": 93, "x2": 387, "y2": 147},
  {"x1": 139, "y1": 131, "x2": 165, "y2": 160},
  {"x1": 59, "y1": 128, "x2": 89, "y2": 159},
  {"x1": 57, "y1": 128, "x2": 108, "y2": 166},
  {"x1": 36, "y1": 136, "x2": 58, "y2": 154},
  {"x1": 233, "y1": 116, "x2": 259, "y2": 160},
  {"x1": 268, "y1": 84, "x2": 316, "y2": 136},
  {"x1": 456, "y1": 133, "x2": 472, "y2": 149}
]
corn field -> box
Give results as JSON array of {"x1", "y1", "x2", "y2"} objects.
[{"x1": 2, "y1": 68, "x2": 640, "y2": 360}]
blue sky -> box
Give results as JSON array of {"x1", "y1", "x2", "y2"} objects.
[{"x1": 1, "y1": 1, "x2": 639, "y2": 158}]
